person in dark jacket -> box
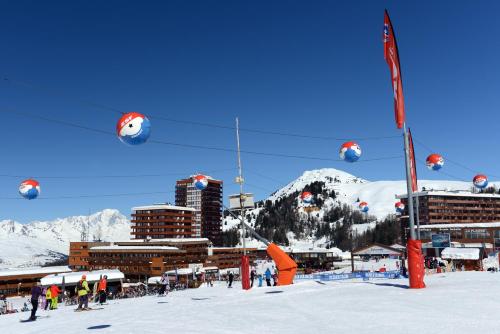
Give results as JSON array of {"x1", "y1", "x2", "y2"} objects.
[
  {"x1": 228, "y1": 271, "x2": 234, "y2": 288},
  {"x1": 250, "y1": 270, "x2": 256, "y2": 288},
  {"x1": 30, "y1": 283, "x2": 43, "y2": 321}
]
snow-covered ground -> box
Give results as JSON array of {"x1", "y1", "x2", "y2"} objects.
[{"x1": 2, "y1": 272, "x2": 500, "y2": 333}]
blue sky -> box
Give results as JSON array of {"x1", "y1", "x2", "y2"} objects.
[{"x1": 1, "y1": 0, "x2": 499, "y2": 222}]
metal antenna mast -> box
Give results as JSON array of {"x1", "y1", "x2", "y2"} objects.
[{"x1": 235, "y1": 117, "x2": 246, "y2": 255}]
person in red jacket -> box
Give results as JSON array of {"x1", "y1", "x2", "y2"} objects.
[
  {"x1": 50, "y1": 285, "x2": 61, "y2": 309},
  {"x1": 98, "y1": 275, "x2": 107, "y2": 305}
]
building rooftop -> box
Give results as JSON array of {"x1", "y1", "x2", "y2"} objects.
[
  {"x1": 353, "y1": 244, "x2": 403, "y2": 256},
  {"x1": 90, "y1": 246, "x2": 180, "y2": 251},
  {"x1": 132, "y1": 204, "x2": 196, "y2": 212},
  {"x1": 41, "y1": 269, "x2": 124, "y2": 286},
  {"x1": 0, "y1": 266, "x2": 71, "y2": 278},
  {"x1": 119, "y1": 238, "x2": 209, "y2": 243},
  {"x1": 418, "y1": 222, "x2": 500, "y2": 229},
  {"x1": 396, "y1": 191, "x2": 500, "y2": 200},
  {"x1": 441, "y1": 247, "x2": 480, "y2": 260}
]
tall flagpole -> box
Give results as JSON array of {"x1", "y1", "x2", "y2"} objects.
[
  {"x1": 403, "y1": 123, "x2": 416, "y2": 240},
  {"x1": 235, "y1": 117, "x2": 246, "y2": 255}
]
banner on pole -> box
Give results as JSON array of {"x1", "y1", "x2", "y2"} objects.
[
  {"x1": 383, "y1": 10, "x2": 405, "y2": 129},
  {"x1": 408, "y1": 128, "x2": 418, "y2": 192}
]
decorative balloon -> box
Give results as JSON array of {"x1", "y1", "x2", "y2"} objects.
[
  {"x1": 358, "y1": 201, "x2": 369, "y2": 213},
  {"x1": 19, "y1": 179, "x2": 40, "y2": 200},
  {"x1": 116, "y1": 112, "x2": 151, "y2": 145},
  {"x1": 193, "y1": 174, "x2": 209, "y2": 190},
  {"x1": 473, "y1": 174, "x2": 488, "y2": 189},
  {"x1": 339, "y1": 141, "x2": 362, "y2": 163},
  {"x1": 395, "y1": 201, "x2": 405, "y2": 214},
  {"x1": 300, "y1": 191, "x2": 313, "y2": 204},
  {"x1": 426, "y1": 154, "x2": 444, "y2": 171}
]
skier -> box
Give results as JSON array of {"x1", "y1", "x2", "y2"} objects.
[
  {"x1": 250, "y1": 269, "x2": 255, "y2": 288},
  {"x1": 44, "y1": 287, "x2": 52, "y2": 310},
  {"x1": 158, "y1": 274, "x2": 169, "y2": 296},
  {"x1": 50, "y1": 284, "x2": 60, "y2": 309},
  {"x1": 258, "y1": 274, "x2": 263, "y2": 287},
  {"x1": 265, "y1": 268, "x2": 272, "y2": 286},
  {"x1": 29, "y1": 282, "x2": 43, "y2": 321},
  {"x1": 98, "y1": 275, "x2": 107, "y2": 304},
  {"x1": 76, "y1": 275, "x2": 91, "y2": 311},
  {"x1": 228, "y1": 271, "x2": 234, "y2": 288}
]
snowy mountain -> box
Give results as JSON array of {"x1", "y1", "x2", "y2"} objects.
[
  {"x1": 0, "y1": 209, "x2": 130, "y2": 269},
  {"x1": 223, "y1": 168, "x2": 498, "y2": 248},
  {"x1": 267, "y1": 168, "x2": 488, "y2": 220}
]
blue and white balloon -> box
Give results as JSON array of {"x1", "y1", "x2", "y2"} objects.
[
  {"x1": 193, "y1": 174, "x2": 208, "y2": 190},
  {"x1": 340, "y1": 141, "x2": 362, "y2": 163},
  {"x1": 19, "y1": 179, "x2": 40, "y2": 200},
  {"x1": 116, "y1": 112, "x2": 151, "y2": 145}
]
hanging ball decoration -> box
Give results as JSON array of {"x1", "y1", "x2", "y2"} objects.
[
  {"x1": 19, "y1": 179, "x2": 40, "y2": 200},
  {"x1": 359, "y1": 201, "x2": 369, "y2": 213},
  {"x1": 193, "y1": 174, "x2": 209, "y2": 190},
  {"x1": 395, "y1": 201, "x2": 405, "y2": 214},
  {"x1": 300, "y1": 191, "x2": 313, "y2": 204},
  {"x1": 426, "y1": 154, "x2": 444, "y2": 171},
  {"x1": 116, "y1": 112, "x2": 151, "y2": 145},
  {"x1": 339, "y1": 141, "x2": 362, "y2": 163},
  {"x1": 473, "y1": 174, "x2": 488, "y2": 189}
]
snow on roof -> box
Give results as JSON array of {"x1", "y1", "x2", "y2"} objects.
[
  {"x1": 0, "y1": 266, "x2": 71, "y2": 278},
  {"x1": 353, "y1": 245, "x2": 402, "y2": 256},
  {"x1": 418, "y1": 222, "x2": 500, "y2": 229},
  {"x1": 132, "y1": 204, "x2": 195, "y2": 212},
  {"x1": 441, "y1": 247, "x2": 480, "y2": 260},
  {"x1": 40, "y1": 269, "x2": 124, "y2": 286},
  {"x1": 390, "y1": 244, "x2": 406, "y2": 250},
  {"x1": 118, "y1": 238, "x2": 209, "y2": 243},
  {"x1": 288, "y1": 247, "x2": 342, "y2": 255},
  {"x1": 147, "y1": 276, "x2": 162, "y2": 284},
  {"x1": 201, "y1": 266, "x2": 218, "y2": 272},
  {"x1": 90, "y1": 246, "x2": 180, "y2": 251},
  {"x1": 397, "y1": 191, "x2": 500, "y2": 199},
  {"x1": 423, "y1": 242, "x2": 492, "y2": 249},
  {"x1": 165, "y1": 268, "x2": 193, "y2": 275}
]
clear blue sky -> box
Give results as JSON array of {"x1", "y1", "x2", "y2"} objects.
[{"x1": 1, "y1": 0, "x2": 499, "y2": 223}]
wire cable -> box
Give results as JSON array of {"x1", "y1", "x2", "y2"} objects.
[
  {"x1": 413, "y1": 137, "x2": 499, "y2": 179},
  {"x1": 0, "y1": 107, "x2": 404, "y2": 163},
  {"x1": 0, "y1": 190, "x2": 174, "y2": 200},
  {"x1": 0, "y1": 168, "x2": 238, "y2": 180},
  {"x1": 2, "y1": 77, "x2": 400, "y2": 142}
]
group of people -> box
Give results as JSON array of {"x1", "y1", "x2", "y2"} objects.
[
  {"x1": 224, "y1": 267, "x2": 278, "y2": 289},
  {"x1": 75, "y1": 274, "x2": 108, "y2": 311},
  {"x1": 27, "y1": 274, "x2": 108, "y2": 321}
]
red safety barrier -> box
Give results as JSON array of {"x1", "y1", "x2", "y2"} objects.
[
  {"x1": 241, "y1": 255, "x2": 251, "y2": 290},
  {"x1": 407, "y1": 239, "x2": 426, "y2": 289}
]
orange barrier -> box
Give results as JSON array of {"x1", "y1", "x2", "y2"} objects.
[
  {"x1": 407, "y1": 239, "x2": 426, "y2": 289},
  {"x1": 266, "y1": 243, "x2": 298, "y2": 285}
]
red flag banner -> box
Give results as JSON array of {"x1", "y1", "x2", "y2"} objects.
[
  {"x1": 383, "y1": 10, "x2": 405, "y2": 129},
  {"x1": 408, "y1": 128, "x2": 418, "y2": 192}
]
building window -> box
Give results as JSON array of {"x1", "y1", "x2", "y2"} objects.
[{"x1": 464, "y1": 229, "x2": 490, "y2": 239}]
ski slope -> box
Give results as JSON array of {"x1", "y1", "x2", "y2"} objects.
[{"x1": 1, "y1": 272, "x2": 499, "y2": 333}]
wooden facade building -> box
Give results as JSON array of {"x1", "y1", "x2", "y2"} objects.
[{"x1": 130, "y1": 204, "x2": 195, "y2": 239}]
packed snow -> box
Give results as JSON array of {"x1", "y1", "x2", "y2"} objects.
[{"x1": 2, "y1": 272, "x2": 500, "y2": 333}]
